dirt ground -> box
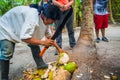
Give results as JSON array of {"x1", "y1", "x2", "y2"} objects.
[{"x1": 9, "y1": 24, "x2": 120, "y2": 80}]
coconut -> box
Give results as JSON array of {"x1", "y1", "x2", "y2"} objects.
[
  {"x1": 64, "y1": 62, "x2": 77, "y2": 73},
  {"x1": 22, "y1": 53, "x2": 78, "y2": 80},
  {"x1": 58, "y1": 52, "x2": 69, "y2": 64}
]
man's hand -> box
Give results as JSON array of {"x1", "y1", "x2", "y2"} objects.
[
  {"x1": 42, "y1": 38, "x2": 54, "y2": 47},
  {"x1": 60, "y1": 5, "x2": 71, "y2": 11}
]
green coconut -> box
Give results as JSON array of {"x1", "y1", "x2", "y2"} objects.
[{"x1": 64, "y1": 62, "x2": 77, "y2": 73}]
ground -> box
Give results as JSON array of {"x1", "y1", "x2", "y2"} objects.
[{"x1": 9, "y1": 24, "x2": 120, "y2": 80}]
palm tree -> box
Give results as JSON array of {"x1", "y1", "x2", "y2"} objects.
[{"x1": 69, "y1": 0, "x2": 102, "y2": 79}]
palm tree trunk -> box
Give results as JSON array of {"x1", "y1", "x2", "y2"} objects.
[
  {"x1": 71, "y1": 0, "x2": 99, "y2": 79},
  {"x1": 73, "y1": 1, "x2": 77, "y2": 27},
  {"x1": 77, "y1": 0, "x2": 94, "y2": 47},
  {"x1": 109, "y1": 0, "x2": 116, "y2": 24}
]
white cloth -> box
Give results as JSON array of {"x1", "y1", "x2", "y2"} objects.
[
  {"x1": 94, "y1": 0, "x2": 108, "y2": 15},
  {"x1": 0, "y1": 6, "x2": 52, "y2": 43}
]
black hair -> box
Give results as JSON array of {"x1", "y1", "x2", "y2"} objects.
[
  {"x1": 29, "y1": 4, "x2": 61, "y2": 20},
  {"x1": 43, "y1": 4, "x2": 61, "y2": 20},
  {"x1": 29, "y1": 4, "x2": 43, "y2": 14}
]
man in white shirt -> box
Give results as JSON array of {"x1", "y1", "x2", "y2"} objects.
[{"x1": 0, "y1": 5, "x2": 63, "y2": 80}]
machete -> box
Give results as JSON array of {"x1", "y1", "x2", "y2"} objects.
[{"x1": 39, "y1": 8, "x2": 73, "y2": 57}]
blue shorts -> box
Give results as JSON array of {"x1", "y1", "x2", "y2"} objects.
[{"x1": 0, "y1": 40, "x2": 15, "y2": 60}]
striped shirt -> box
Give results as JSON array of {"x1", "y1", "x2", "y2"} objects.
[{"x1": 94, "y1": 0, "x2": 108, "y2": 15}]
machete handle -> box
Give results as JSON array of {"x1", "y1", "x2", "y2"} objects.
[{"x1": 39, "y1": 47, "x2": 48, "y2": 57}]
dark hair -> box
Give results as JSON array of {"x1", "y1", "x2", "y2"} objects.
[
  {"x1": 29, "y1": 4, "x2": 43, "y2": 14},
  {"x1": 30, "y1": 4, "x2": 61, "y2": 20},
  {"x1": 43, "y1": 4, "x2": 61, "y2": 20}
]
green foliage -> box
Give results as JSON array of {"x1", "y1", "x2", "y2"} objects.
[
  {"x1": 111, "y1": 0, "x2": 120, "y2": 22},
  {"x1": 0, "y1": 0, "x2": 41, "y2": 16},
  {"x1": 14, "y1": 0, "x2": 24, "y2": 6},
  {"x1": 0, "y1": 0, "x2": 120, "y2": 23},
  {"x1": 76, "y1": 0, "x2": 82, "y2": 17},
  {"x1": 75, "y1": 0, "x2": 82, "y2": 26},
  {"x1": 0, "y1": 0, "x2": 12, "y2": 15}
]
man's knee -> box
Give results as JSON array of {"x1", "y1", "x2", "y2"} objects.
[
  {"x1": 0, "y1": 49, "x2": 13, "y2": 60},
  {"x1": 0, "y1": 40, "x2": 15, "y2": 60}
]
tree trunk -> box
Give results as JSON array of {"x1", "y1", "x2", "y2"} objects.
[
  {"x1": 108, "y1": 0, "x2": 116, "y2": 24},
  {"x1": 69, "y1": 0, "x2": 103, "y2": 79},
  {"x1": 27, "y1": 0, "x2": 30, "y2": 5},
  {"x1": 24, "y1": 0, "x2": 30, "y2": 5},
  {"x1": 73, "y1": 4, "x2": 77, "y2": 27}
]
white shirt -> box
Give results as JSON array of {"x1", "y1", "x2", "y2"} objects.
[
  {"x1": 94, "y1": 0, "x2": 108, "y2": 15},
  {"x1": 0, "y1": 6, "x2": 51, "y2": 43}
]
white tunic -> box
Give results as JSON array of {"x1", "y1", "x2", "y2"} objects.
[{"x1": 0, "y1": 6, "x2": 51, "y2": 43}]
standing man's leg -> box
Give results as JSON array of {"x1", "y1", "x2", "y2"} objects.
[
  {"x1": 101, "y1": 28, "x2": 109, "y2": 42},
  {"x1": 96, "y1": 29, "x2": 99, "y2": 38},
  {"x1": 101, "y1": 28, "x2": 105, "y2": 37},
  {"x1": 95, "y1": 29, "x2": 100, "y2": 43},
  {"x1": 94, "y1": 15, "x2": 103, "y2": 43},
  {"x1": 55, "y1": 11, "x2": 67, "y2": 55},
  {"x1": 66, "y1": 11, "x2": 76, "y2": 48},
  {"x1": 55, "y1": 10, "x2": 73, "y2": 54},
  {"x1": 28, "y1": 45, "x2": 48, "y2": 69},
  {"x1": 101, "y1": 14, "x2": 109, "y2": 42},
  {"x1": 0, "y1": 40, "x2": 15, "y2": 80}
]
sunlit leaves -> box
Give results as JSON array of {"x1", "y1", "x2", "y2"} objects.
[{"x1": 0, "y1": 0, "x2": 41, "y2": 15}]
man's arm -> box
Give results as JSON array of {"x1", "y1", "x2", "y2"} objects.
[
  {"x1": 65, "y1": 0, "x2": 74, "y2": 7},
  {"x1": 52, "y1": 0, "x2": 64, "y2": 8},
  {"x1": 22, "y1": 37, "x2": 65, "y2": 53},
  {"x1": 22, "y1": 37, "x2": 54, "y2": 47}
]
